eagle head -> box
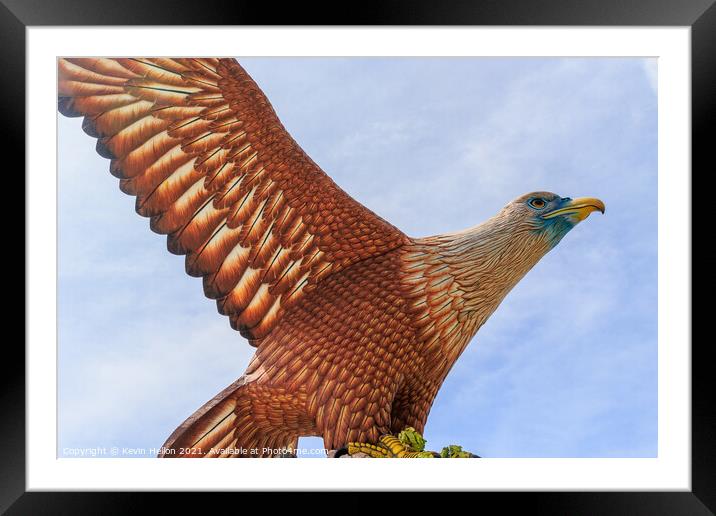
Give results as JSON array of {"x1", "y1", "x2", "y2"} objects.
[{"x1": 502, "y1": 191, "x2": 605, "y2": 250}]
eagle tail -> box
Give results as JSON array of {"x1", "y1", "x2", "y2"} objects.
[{"x1": 159, "y1": 378, "x2": 307, "y2": 458}]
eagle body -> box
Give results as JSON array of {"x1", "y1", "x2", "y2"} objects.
[
  {"x1": 162, "y1": 217, "x2": 555, "y2": 456},
  {"x1": 58, "y1": 57, "x2": 604, "y2": 457}
]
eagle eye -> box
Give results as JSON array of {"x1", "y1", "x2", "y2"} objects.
[{"x1": 528, "y1": 198, "x2": 547, "y2": 209}]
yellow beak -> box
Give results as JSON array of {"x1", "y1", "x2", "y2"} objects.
[{"x1": 542, "y1": 197, "x2": 606, "y2": 222}]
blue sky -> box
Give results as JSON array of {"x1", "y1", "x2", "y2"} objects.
[{"x1": 58, "y1": 57, "x2": 657, "y2": 458}]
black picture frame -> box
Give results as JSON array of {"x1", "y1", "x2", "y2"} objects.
[{"x1": 6, "y1": 0, "x2": 710, "y2": 512}]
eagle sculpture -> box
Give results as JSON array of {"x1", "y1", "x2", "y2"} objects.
[{"x1": 58, "y1": 57, "x2": 605, "y2": 458}]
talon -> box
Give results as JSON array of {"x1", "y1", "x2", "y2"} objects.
[
  {"x1": 347, "y1": 441, "x2": 392, "y2": 458},
  {"x1": 347, "y1": 427, "x2": 436, "y2": 458},
  {"x1": 347, "y1": 428, "x2": 479, "y2": 458}
]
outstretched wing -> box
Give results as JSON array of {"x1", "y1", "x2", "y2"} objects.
[{"x1": 59, "y1": 57, "x2": 408, "y2": 344}]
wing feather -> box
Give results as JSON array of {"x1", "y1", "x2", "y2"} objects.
[{"x1": 58, "y1": 57, "x2": 408, "y2": 345}]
